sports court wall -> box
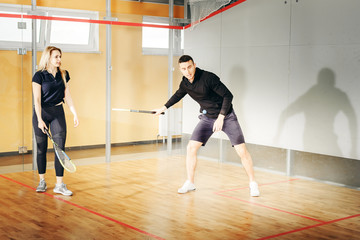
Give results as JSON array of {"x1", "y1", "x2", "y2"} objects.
[{"x1": 182, "y1": 0, "x2": 360, "y2": 187}]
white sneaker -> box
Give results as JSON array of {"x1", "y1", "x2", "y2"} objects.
[
  {"x1": 178, "y1": 180, "x2": 196, "y2": 194},
  {"x1": 54, "y1": 183, "x2": 73, "y2": 196},
  {"x1": 249, "y1": 181, "x2": 260, "y2": 197},
  {"x1": 36, "y1": 179, "x2": 47, "y2": 192}
]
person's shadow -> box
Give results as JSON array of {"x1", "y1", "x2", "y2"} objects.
[
  {"x1": 227, "y1": 65, "x2": 247, "y2": 122},
  {"x1": 275, "y1": 68, "x2": 357, "y2": 157}
]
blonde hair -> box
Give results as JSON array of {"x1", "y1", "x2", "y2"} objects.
[{"x1": 38, "y1": 46, "x2": 67, "y2": 88}]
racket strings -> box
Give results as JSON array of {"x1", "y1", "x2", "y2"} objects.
[
  {"x1": 64, "y1": 160, "x2": 76, "y2": 172},
  {"x1": 54, "y1": 145, "x2": 76, "y2": 173}
]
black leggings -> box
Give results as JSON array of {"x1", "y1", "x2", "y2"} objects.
[{"x1": 33, "y1": 105, "x2": 67, "y2": 177}]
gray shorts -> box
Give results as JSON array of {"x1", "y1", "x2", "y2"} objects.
[{"x1": 190, "y1": 110, "x2": 245, "y2": 146}]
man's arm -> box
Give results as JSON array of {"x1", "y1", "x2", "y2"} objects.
[
  {"x1": 164, "y1": 87, "x2": 187, "y2": 109},
  {"x1": 154, "y1": 85, "x2": 187, "y2": 115},
  {"x1": 208, "y1": 74, "x2": 233, "y2": 132},
  {"x1": 209, "y1": 74, "x2": 233, "y2": 116}
]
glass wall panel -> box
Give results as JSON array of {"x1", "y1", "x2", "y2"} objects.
[
  {"x1": 0, "y1": 6, "x2": 32, "y2": 173},
  {"x1": 0, "y1": 3, "x2": 186, "y2": 175},
  {"x1": 52, "y1": 18, "x2": 106, "y2": 167},
  {"x1": 109, "y1": 11, "x2": 184, "y2": 162}
]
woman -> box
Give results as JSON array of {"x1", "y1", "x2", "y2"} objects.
[{"x1": 32, "y1": 46, "x2": 79, "y2": 196}]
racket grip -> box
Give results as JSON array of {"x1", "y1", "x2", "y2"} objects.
[
  {"x1": 44, "y1": 128, "x2": 50, "y2": 136},
  {"x1": 135, "y1": 110, "x2": 165, "y2": 115},
  {"x1": 149, "y1": 111, "x2": 165, "y2": 115}
]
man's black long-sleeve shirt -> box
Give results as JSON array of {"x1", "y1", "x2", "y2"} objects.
[{"x1": 165, "y1": 68, "x2": 233, "y2": 119}]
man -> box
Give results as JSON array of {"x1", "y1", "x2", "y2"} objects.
[{"x1": 154, "y1": 55, "x2": 260, "y2": 197}]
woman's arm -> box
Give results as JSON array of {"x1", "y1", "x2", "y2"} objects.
[
  {"x1": 32, "y1": 82, "x2": 47, "y2": 133},
  {"x1": 64, "y1": 83, "x2": 79, "y2": 127}
]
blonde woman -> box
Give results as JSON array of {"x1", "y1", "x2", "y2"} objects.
[{"x1": 32, "y1": 46, "x2": 79, "y2": 196}]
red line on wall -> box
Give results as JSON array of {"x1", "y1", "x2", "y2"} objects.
[
  {"x1": 184, "y1": 0, "x2": 247, "y2": 29},
  {"x1": 0, "y1": 0, "x2": 247, "y2": 30},
  {"x1": 0, "y1": 12, "x2": 182, "y2": 29}
]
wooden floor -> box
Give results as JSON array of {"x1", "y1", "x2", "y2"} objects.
[{"x1": 0, "y1": 146, "x2": 359, "y2": 239}]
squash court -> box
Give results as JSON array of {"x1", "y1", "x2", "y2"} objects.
[{"x1": 1, "y1": 0, "x2": 360, "y2": 239}]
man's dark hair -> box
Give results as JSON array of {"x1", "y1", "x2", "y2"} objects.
[{"x1": 178, "y1": 55, "x2": 194, "y2": 64}]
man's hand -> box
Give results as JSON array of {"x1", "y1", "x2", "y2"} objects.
[
  {"x1": 213, "y1": 114, "x2": 225, "y2": 132},
  {"x1": 153, "y1": 106, "x2": 167, "y2": 116}
]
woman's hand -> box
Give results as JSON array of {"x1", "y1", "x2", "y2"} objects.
[
  {"x1": 38, "y1": 119, "x2": 47, "y2": 133},
  {"x1": 73, "y1": 115, "x2": 79, "y2": 127}
]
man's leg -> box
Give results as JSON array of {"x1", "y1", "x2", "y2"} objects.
[
  {"x1": 234, "y1": 143, "x2": 255, "y2": 182},
  {"x1": 186, "y1": 140, "x2": 203, "y2": 183},
  {"x1": 178, "y1": 140, "x2": 202, "y2": 193},
  {"x1": 179, "y1": 113, "x2": 214, "y2": 194},
  {"x1": 234, "y1": 143, "x2": 260, "y2": 196}
]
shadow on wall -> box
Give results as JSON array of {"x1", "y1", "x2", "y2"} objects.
[
  {"x1": 227, "y1": 65, "x2": 247, "y2": 122},
  {"x1": 275, "y1": 68, "x2": 357, "y2": 158}
]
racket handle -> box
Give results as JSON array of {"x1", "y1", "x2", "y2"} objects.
[
  {"x1": 151, "y1": 111, "x2": 165, "y2": 115},
  {"x1": 44, "y1": 128, "x2": 51, "y2": 137},
  {"x1": 130, "y1": 110, "x2": 165, "y2": 115}
]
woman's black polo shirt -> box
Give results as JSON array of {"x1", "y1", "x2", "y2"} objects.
[{"x1": 32, "y1": 69, "x2": 70, "y2": 108}]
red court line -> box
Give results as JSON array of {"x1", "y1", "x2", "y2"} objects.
[
  {"x1": 216, "y1": 192, "x2": 325, "y2": 223},
  {"x1": 257, "y1": 213, "x2": 360, "y2": 240},
  {"x1": 214, "y1": 178, "x2": 325, "y2": 223},
  {"x1": 0, "y1": 175, "x2": 165, "y2": 240},
  {"x1": 215, "y1": 178, "x2": 300, "y2": 194}
]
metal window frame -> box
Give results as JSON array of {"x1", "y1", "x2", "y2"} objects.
[
  {"x1": 142, "y1": 16, "x2": 183, "y2": 56},
  {"x1": 45, "y1": 7, "x2": 99, "y2": 52},
  {"x1": 0, "y1": 3, "x2": 99, "y2": 53},
  {"x1": 0, "y1": 3, "x2": 46, "y2": 50}
]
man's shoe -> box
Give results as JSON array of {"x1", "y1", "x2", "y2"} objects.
[
  {"x1": 249, "y1": 181, "x2": 260, "y2": 197},
  {"x1": 53, "y1": 183, "x2": 73, "y2": 196},
  {"x1": 178, "y1": 180, "x2": 196, "y2": 194},
  {"x1": 36, "y1": 179, "x2": 47, "y2": 192}
]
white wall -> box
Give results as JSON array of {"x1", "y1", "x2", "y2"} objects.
[{"x1": 183, "y1": 0, "x2": 360, "y2": 160}]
